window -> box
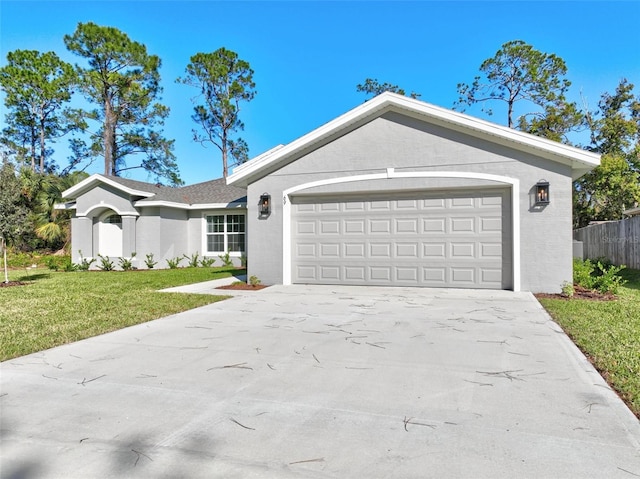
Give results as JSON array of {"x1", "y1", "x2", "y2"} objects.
[{"x1": 205, "y1": 214, "x2": 245, "y2": 254}]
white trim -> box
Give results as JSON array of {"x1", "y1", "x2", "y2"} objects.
[
  {"x1": 134, "y1": 200, "x2": 246, "y2": 210},
  {"x1": 282, "y1": 170, "x2": 521, "y2": 292},
  {"x1": 228, "y1": 92, "x2": 600, "y2": 187},
  {"x1": 77, "y1": 203, "x2": 139, "y2": 218},
  {"x1": 62, "y1": 173, "x2": 156, "y2": 199}
]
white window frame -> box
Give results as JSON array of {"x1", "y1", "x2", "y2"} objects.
[{"x1": 202, "y1": 212, "x2": 246, "y2": 256}]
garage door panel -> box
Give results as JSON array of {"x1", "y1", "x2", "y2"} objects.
[{"x1": 292, "y1": 189, "x2": 511, "y2": 289}]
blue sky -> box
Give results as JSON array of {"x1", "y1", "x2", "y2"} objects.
[{"x1": 1, "y1": 0, "x2": 639, "y2": 185}]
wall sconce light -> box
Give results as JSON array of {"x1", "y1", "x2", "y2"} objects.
[
  {"x1": 535, "y1": 180, "x2": 550, "y2": 206},
  {"x1": 259, "y1": 193, "x2": 271, "y2": 217}
]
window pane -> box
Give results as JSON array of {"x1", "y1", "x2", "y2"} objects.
[
  {"x1": 207, "y1": 235, "x2": 224, "y2": 252},
  {"x1": 227, "y1": 234, "x2": 246, "y2": 252},
  {"x1": 206, "y1": 215, "x2": 224, "y2": 234},
  {"x1": 227, "y1": 214, "x2": 246, "y2": 233}
]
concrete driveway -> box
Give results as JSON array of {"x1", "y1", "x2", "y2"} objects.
[{"x1": 1, "y1": 285, "x2": 639, "y2": 478}]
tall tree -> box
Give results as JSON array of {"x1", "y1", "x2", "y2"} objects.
[
  {"x1": 177, "y1": 48, "x2": 256, "y2": 178},
  {"x1": 455, "y1": 40, "x2": 579, "y2": 131},
  {"x1": 0, "y1": 50, "x2": 78, "y2": 173},
  {"x1": 356, "y1": 78, "x2": 421, "y2": 100},
  {"x1": 0, "y1": 160, "x2": 30, "y2": 282},
  {"x1": 574, "y1": 79, "x2": 640, "y2": 227},
  {"x1": 64, "y1": 22, "x2": 181, "y2": 185}
]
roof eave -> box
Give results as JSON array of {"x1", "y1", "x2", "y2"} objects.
[{"x1": 62, "y1": 174, "x2": 157, "y2": 199}]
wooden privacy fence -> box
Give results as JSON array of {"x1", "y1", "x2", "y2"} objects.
[{"x1": 574, "y1": 216, "x2": 640, "y2": 269}]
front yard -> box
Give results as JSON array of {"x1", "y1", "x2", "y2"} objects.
[
  {"x1": 537, "y1": 268, "x2": 640, "y2": 418},
  {"x1": 0, "y1": 267, "x2": 239, "y2": 361}
]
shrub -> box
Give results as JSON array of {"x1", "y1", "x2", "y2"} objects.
[
  {"x1": 573, "y1": 258, "x2": 627, "y2": 294},
  {"x1": 594, "y1": 261, "x2": 626, "y2": 294},
  {"x1": 573, "y1": 258, "x2": 595, "y2": 289},
  {"x1": 96, "y1": 254, "x2": 114, "y2": 271},
  {"x1": 218, "y1": 252, "x2": 233, "y2": 267},
  {"x1": 183, "y1": 252, "x2": 200, "y2": 268},
  {"x1": 240, "y1": 254, "x2": 247, "y2": 268},
  {"x1": 166, "y1": 257, "x2": 183, "y2": 269},
  {"x1": 76, "y1": 251, "x2": 96, "y2": 271},
  {"x1": 561, "y1": 281, "x2": 575, "y2": 298},
  {"x1": 200, "y1": 257, "x2": 216, "y2": 267},
  {"x1": 144, "y1": 253, "x2": 158, "y2": 269},
  {"x1": 118, "y1": 252, "x2": 137, "y2": 271},
  {"x1": 249, "y1": 275, "x2": 261, "y2": 286}
]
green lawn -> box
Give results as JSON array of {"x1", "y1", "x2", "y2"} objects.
[
  {"x1": 538, "y1": 268, "x2": 640, "y2": 418},
  {"x1": 0, "y1": 267, "x2": 241, "y2": 361}
]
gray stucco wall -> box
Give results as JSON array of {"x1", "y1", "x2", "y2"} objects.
[{"x1": 246, "y1": 112, "x2": 573, "y2": 293}]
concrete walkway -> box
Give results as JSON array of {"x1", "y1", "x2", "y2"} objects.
[{"x1": 1, "y1": 285, "x2": 639, "y2": 478}]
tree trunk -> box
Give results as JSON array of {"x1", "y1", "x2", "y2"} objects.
[
  {"x1": 2, "y1": 237, "x2": 8, "y2": 284},
  {"x1": 222, "y1": 130, "x2": 228, "y2": 179},
  {"x1": 39, "y1": 113, "x2": 46, "y2": 174},
  {"x1": 104, "y1": 97, "x2": 115, "y2": 176}
]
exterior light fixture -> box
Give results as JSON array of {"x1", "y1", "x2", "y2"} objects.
[
  {"x1": 535, "y1": 180, "x2": 550, "y2": 206},
  {"x1": 259, "y1": 193, "x2": 271, "y2": 217}
]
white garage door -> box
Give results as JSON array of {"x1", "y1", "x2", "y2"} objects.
[{"x1": 291, "y1": 189, "x2": 511, "y2": 289}]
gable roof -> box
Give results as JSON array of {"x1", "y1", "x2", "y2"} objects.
[
  {"x1": 227, "y1": 92, "x2": 601, "y2": 187},
  {"x1": 61, "y1": 174, "x2": 247, "y2": 209}
]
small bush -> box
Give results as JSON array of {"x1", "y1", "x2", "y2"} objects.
[
  {"x1": 249, "y1": 275, "x2": 261, "y2": 286},
  {"x1": 118, "y1": 252, "x2": 137, "y2": 271},
  {"x1": 200, "y1": 257, "x2": 216, "y2": 267},
  {"x1": 240, "y1": 254, "x2": 247, "y2": 268},
  {"x1": 144, "y1": 253, "x2": 158, "y2": 269},
  {"x1": 573, "y1": 258, "x2": 627, "y2": 295},
  {"x1": 76, "y1": 251, "x2": 96, "y2": 271},
  {"x1": 166, "y1": 257, "x2": 183, "y2": 269},
  {"x1": 96, "y1": 254, "x2": 114, "y2": 271},
  {"x1": 594, "y1": 261, "x2": 626, "y2": 294},
  {"x1": 561, "y1": 281, "x2": 575, "y2": 298},
  {"x1": 218, "y1": 252, "x2": 233, "y2": 267},
  {"x1": 183, "y1": 252, "x2": 200, "y2": 268},
  {"x1": 573, "y1": 258, "x2": 595, "y2": 289}
]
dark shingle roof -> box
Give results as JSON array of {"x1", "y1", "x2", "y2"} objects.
[{"x1": 107, "y1": 175, "x2": 246, "y2": 205}]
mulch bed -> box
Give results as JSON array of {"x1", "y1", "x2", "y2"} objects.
[
  {"x1": 0, "y1": 281, "x2": 26, "y2": 288},
  {"x1": 534, "y1": 285, "x2": 616, "y2": 301},
  {"x1": 217, "y1": 283, "x2": 268, "y2": 291}
]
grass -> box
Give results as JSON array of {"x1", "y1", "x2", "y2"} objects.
[
  {"x1": 0, "y1": 267, "x2": 242, "y2": 361},
  {"x1": 538, "y1": 268, "x2": 640, "y2": 418}
]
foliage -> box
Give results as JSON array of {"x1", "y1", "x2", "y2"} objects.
[
  {"x1": 539, "y1": 268, "x2": 640, "y2": 417},
  {"x1": 561, "y1": 281, "x2": 575, "y2": 298},
  {"x1": 75, "y1": 250, "x2": 95, "y2": 271},
  {"x1": 0, "y1": 49, "x2": 80, "y2": 173},
  {"x1": 218, "y1": 251, "x2": 233, "y2": 267},
  {"x1": 64, "y1": 22, "x2": 181, "y2": 185},
  {"x1": 356, "y1": 78, "x2": 421, "y2": 100},
  {"x1": 44, "y1": 255, "x2": 73, "y2": 272},
  {"x1": 183, "y1": 252, "x2": 200, "y2": 268},
  {"x1": 144, "y1": 252, "x2": 158, "y2": 269},
  {"x1": 200, "y1": 256, "x2": 216, "y2": 267},
  {"x1": 455, "y1": 40, "x2": 581, "y2": 135},
  {"x1": 249, "y1": 275, "x2": 261, "y2": 286},
  {"x1": 240, "y1": 254, "x2": 247, "y2": 268},
  {"x1": 177, "y1": 47, "x2": 256, "y2": 178},
  {"x1": 166, "y1": 256, "x2": 183, "y2": 269},
  {"x1": 573, "y1": 258, "x2": 627, "y2": 294},
  {"x1": 118, "y1": 252, "x2": 137, "y2": 271},
  {"x1": 574, "y1": 79, "x2": 640, "y2": 227},
  {"x1": 96, "y1": 254, "x2": 114, "y2": 271},
  {"x1": 0, "y1": 267, "x2": 238, "y2": 361}
]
